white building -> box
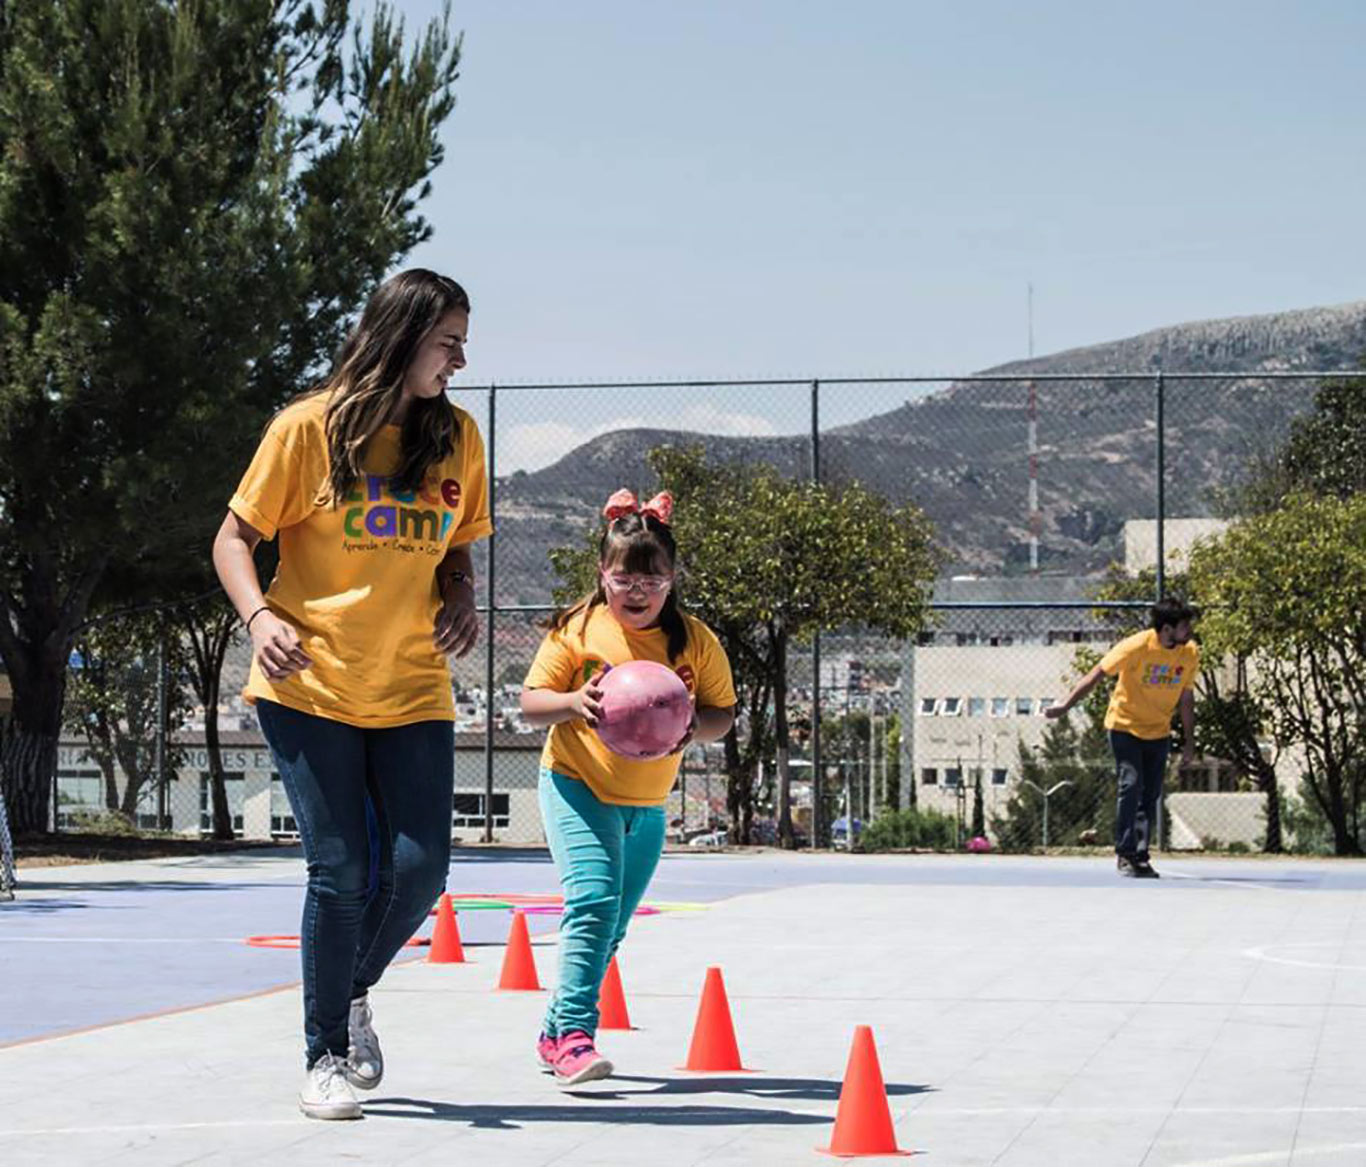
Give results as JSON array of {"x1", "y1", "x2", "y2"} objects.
[
  {"x1": 55, "y1": 728, "x2": 548, "y2": 844},
  {"x1": 900, "y1": 575, "x2": 1112, "y2": 823}
]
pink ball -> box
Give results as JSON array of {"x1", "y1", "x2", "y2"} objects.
[{"x1": 594, "y1": 660, "x2": 692, "y2": 761}]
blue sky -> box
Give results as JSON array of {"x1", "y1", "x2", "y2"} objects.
[{"x1": 396, "y1": 0, "x2": 1366, "y2": 471}]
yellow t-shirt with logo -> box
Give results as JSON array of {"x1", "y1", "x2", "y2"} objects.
[
  {"x1": 524, "y1": 605, "x2": 737, "y2": 806},
  {"x1": 1101, "y1": 629, "x2": 1200, "y2": 741},
  {"x1": 229, "y1": 393, "x2": 493, "y2": 727}
]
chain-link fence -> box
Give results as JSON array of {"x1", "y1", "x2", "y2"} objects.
[{"x1": 48, "y1": 370, "x2": 1355, "y2": 853}]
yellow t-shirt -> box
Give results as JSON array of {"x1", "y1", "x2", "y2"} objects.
[
  {"x1": 524, "y1": 605, "x2": 737, "y2": 806},
  {"x1": 230, "y1": 393, "x2": 493, "y2": 727},
  {"x1": 1101, "y1": 629, "x2": 1200, "y2": 741}
]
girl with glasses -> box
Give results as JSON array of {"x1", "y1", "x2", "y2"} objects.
[{"x1": 520, "y1": 488, "x2": 736, "y2": 1086}]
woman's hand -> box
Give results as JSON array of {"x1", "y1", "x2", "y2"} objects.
[
  {"x1": 251, "y1": 611, "x2": 313, "y2": 682},
  {"x1": 434, "y1": 579, "x2": 480, "y2": 658}
]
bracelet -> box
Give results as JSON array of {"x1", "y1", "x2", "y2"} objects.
[{"x1": 244, "y1": 605, "x2": 270, "y2": 632}]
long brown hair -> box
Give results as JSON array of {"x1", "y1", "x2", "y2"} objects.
[
  {"x1": 549, "y1": 512, "x2": 688, "y2": 660},
  {"x1": 303, "y1": 269, "x2": 471, "y2": 504}
]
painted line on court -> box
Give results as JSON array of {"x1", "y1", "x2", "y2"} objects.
[
  {"x1": 0, "y1": 1119, "x2": 303, "y2": 1138},
  {"x1": 6, "y1": 1104, "x2": 1366, "y2": 1141},
  {"x1": 1168, "y1": 1144, "x2": 1366, "y2": 1167},
  {"x1": 0, "y1": 980, "x2": 301, "y2": 1051},
  {"x1": 1241, "y1": 942, "x2": 1366, "y2": 973},
  {"x1": 0, "y1": 936, "x2": 243, "y2": 944}
]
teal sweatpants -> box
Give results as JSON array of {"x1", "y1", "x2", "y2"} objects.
[{"x1": 539, "y1": 767, "x2": 666, "y2": 1038}]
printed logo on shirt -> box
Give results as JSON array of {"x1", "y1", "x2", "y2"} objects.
[
  {"x1": 341, "y1": 474, "x2": 460, "y2": 552},
  {"x1": 1143, "y1": 663, "x2": 1185, "y2": 688}
]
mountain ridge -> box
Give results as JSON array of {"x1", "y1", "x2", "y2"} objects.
[{"x1": 493, "y1": 301, "x2": 1366, "y2": 603}]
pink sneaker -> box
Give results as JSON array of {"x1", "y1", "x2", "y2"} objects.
[
  {"x1": 551, "y1": 1030, "x2": 614, "y2": 1087},
  {"x1": 536, "y1": 1032, "x2": 558, "y2": 1071}
]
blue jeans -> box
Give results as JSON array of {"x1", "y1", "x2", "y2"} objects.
[
  {"x1": 539, "y1": 768, "x2": 666, "y2": 1038},
  {"x1": 257, "y1": 700, "x2": 454, "y2": 1066},
  {"x1": 1110, "y1": 730, "x2": 1170, "y2": 861}
]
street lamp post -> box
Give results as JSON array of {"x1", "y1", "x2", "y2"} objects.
[{"x1": 1020, "y1": 779, "x2": 1074, "y2": 849}]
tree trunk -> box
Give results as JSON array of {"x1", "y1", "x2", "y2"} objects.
[
  {"x1": 772, "y1": 627, "x2": 794, "y2": 849},
  {"x1": 183, "y1": 606, "x2": 237, "y2": 840},
  {"x1": 1261, "y1": 767, "x2": 1283, "y2": 854},
  {"x1": 116, "y1": 735, "x2": 146, "y2": 823},
  {"x1": 1, "y1": 673, "x2": 66, "y2": 835},
  {"x1": 723, "y1": 725, "x2": 747, "y2": 844},
  {"x1": 205, "y1": 681, "x2": 233, "y2": 840}
]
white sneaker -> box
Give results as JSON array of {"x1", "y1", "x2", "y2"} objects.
[
  {"x1": 300, "y1": 1052, "x2": 362, "y2": 1120},
  {"x1": 346, "y1": 995, "x2": 383, "y2": 1090}
]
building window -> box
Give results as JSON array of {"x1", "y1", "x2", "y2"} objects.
[
  {"x1": 919, "y1": 697, "x2": 938, "y2": 715},
  {"x1": 941, "y1": 697, "x2": 962, "y2": 717},
  {"x1": 270, "y1": 774, "x2": 297, "y2": 838},
  {"x1": 988, "y1": 635, "x2": 1014, "y2": 647},
  {"x1": 1015, "y1": 698, "x2": 1034, "y2": 717},
  {"x1": 944, "y1": 767, "x2": 963, "y2": 787},
  {"x1": 992, "y1": 767, "x2": 1009, "y2": 786},
  {"x1": 200, "y1": 772, "x2": 245, "y2": 837},
  {"x1": 920, "y1": 767, "x2": 938, "y2": 786},
  {"x1": 453, "y1": 792, "x2": 510, "y2": 829},
  {"x1": 990, "y1": 697, "x2": 1009, "y2": 718},
  {"x1": 967, "y1": 697, "x2": 986, "y2": 718},
  {"x1": 1039, "y1": 699, "x2": 1055, "y2": 716},
  {"x1": 55, "y1": 768, "x2": 103, "y2": 830}
]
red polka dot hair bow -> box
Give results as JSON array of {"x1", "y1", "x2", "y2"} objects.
[{"x1": 603, "y1": 488, "x2": 674, "y2": 526}]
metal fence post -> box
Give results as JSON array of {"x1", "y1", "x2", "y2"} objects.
[
  {"x1": 810, "y1": 379, "x2": 822, "y2": 848},
  {"x1": 483, "y1": 383, "x2": 497, "y2": 844},
  {"x1": 156, "y1": 632, "x2": 168, "y2": 830},
  {"x1": 1155, "y1": 370, "x2": 1166, "y2": 602}
]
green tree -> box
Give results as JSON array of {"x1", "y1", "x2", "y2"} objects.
[
  {"x1": 547, "y1": 447, "x2": 940, "y2": 847},
  {"x1": 63, "y1": 610, "x2": 193, "y2": 825},
  {"x1": 648, "y1": 446, "x2": 939, "y2": 848},
  {"x1": 990, "y1": 710, "x2": 1115, "y2": 852},
  {"x1": 1188, "y1": 494, "x2": 1366, "y2": 855},
  {"x1": 0, "y1": 1, "x2": 461, "y2": 832},
  {"x1": 1234, "y1": 365, "x2": 1366, "y2": 514},
  {"x1": 971, "y1": 772, "x2": 985, "y2": 838}
]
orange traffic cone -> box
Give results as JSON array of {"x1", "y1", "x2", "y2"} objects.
[
  {"x1": 597, "y1": 955, "x2": 632, "y2": 1030},
  {"x1": 680, "y1": 966, "x2": 749, "y2": 1071},
  {"x1": 817, "y1": 1026, "x2": 911, "y2": 1157},
  {"x1": 497, "y1": 909, "x2": 542, "y2": 991},
  {"x1": 427, "y1": 893, "x2": 466, "y2": 964}
]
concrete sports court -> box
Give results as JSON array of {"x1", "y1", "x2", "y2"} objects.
[{"x1": 5, "y1": 848, "x2": 1366, "y2": 1166}]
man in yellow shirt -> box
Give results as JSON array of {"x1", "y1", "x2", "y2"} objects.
[{"x1": 1047, "y1": 598, "x2": 1200, "y2": 878}]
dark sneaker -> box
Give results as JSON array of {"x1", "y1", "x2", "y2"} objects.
[
  {"x1": 1133, "y1": 859, "x2": 1160, "y2": 879},
  {"x1": 1117, "y1": 856, "x2": 1138, "y2": 877}
]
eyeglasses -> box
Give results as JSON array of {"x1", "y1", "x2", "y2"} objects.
[{"x1": 601, "y1": 571, "x2": 674, "y2": 596}]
